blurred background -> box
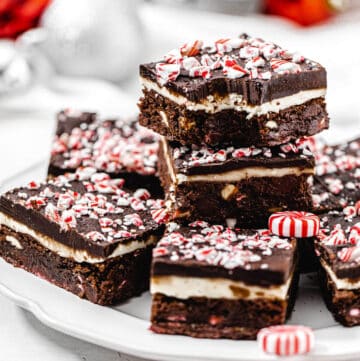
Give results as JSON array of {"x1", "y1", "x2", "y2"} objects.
[
  {"x1": 0, "y1": 0, "x2": 360, "y2": 182},
  {"x1": 0, "y1": 1, "x2": 360, "y2": 360}
]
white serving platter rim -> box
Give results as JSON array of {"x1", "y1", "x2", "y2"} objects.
[{"x1": 0, "y1": 162, "x2": 360, "y2": 361}]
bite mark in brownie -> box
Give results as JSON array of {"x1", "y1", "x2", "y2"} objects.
[
  {"x1": 0, "y1": 168, "x2": 166, "y2": 304},
  {"x1": 49, "y1": 109, "x2": 162, "y2": 195},
  {"x1": 150, "y1": 222, "x2": 299, "y2": 339},
  {"x1": 139, "y1": 89, "x2": 328, "y2": 147},
  {"x1": 159, "y1": 137, "x2": 315, "y2": 227}
]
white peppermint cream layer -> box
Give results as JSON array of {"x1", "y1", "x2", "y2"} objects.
[
  {"x1": 141, "y1": 77, "x2": 326, "y2": 119},
  {"x1": 0, "y1": 212, "x2": 157, "y2": 264},
  {"x1": 321, "y1": 260, "x2": 360, "y2": 290},
  {"x1": 176, "y1": 167, "x2": 313, "y2": 183},
  {"x1": 151, "y1": 275, "x2": 292, "y2": 300},
  {"x1": 161, "y1": 138, "x2": 314, "y2": 185}
]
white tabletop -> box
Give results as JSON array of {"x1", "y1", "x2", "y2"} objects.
[{"x1": 0, "y1": 4, "x2": 359, "y2": 360}]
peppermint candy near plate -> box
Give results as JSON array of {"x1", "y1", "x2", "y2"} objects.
[
  {"x1": 269, "y1": 211, "x2": 320, "y2": 238},
  {"x1": 258, "y1": 325, "x2": 314, "y2": 356}
]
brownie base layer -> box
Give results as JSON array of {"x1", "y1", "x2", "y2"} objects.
[
  {"x1": 139, "y1": 89, "x2": 329, "y2": 147},
  {"x1": 159, "y1": 147, "x2": 313, "y2": 227},
  {"x1": 319, "y1": 266, "x2": 360, "y2": 327},
  {"x1": 47, "y1": 166, "x2": 163, "y2": 198},
  {"x1": 0, "y1": 225, "x2": 153, "y2": 305},
  {"x1": 150, "y1": 271, "x2": 299, "y2": 339},
  {"x1": 172, "y1": 176, "x2": 312, "y2": 227}
]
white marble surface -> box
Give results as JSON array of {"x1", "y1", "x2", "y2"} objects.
[{"x1": 0, "y1": 3, "x2": 359, "y2": 360}]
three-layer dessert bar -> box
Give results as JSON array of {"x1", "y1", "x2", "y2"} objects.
[
  {"x1": 139, "y1": 34, "x2": 328, "y2": 147},
  {"x1": 150, "y1": 221, "x2": 298, "y2": 339},
  {"x1": 315, "y1": 206, "x2": 360, "y2": 326},
  {"x1": 0, "y1": 168, "x2": 166, "y2": 305},
  {"x1": 159, "y1": 137, "x2": 315, "y2": 227}
]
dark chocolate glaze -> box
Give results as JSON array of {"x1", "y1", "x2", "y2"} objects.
[
  {"x1": 164, "y1": 139, "x2": 314, "y2": 176},
  {"x1": 140, "y1": 34, "x2": 326, "y2": 104},
  {"x1": 152, "y1": 224, "x2": 297, "y2": 286},
  {"x1": 49, "y1": 110, "x2": 161, "y2": 195},
  {"x1": 56, "y1": 110, "x2": 97, "y2": 135},
  {"x1": 0, "y1": 180, "x2": 164, "y2": 259},
  {"x1": 312, "y1": 137, "x2": 360, "y2": 212},
  {"x1": 316, "y1": 211, "x2": 360, "y2": 280}
]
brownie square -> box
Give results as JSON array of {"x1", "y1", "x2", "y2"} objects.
[
  {"x1": 0, "y1": 168, "x2": 166, "y2": 305},
  {"x1": 159, "y1": 137, "x2": 315, "y2": 228},
  {"x1": 139, "y1": 33, "x2": 328, "y2": 147},
  {"x1": 298, "y1": 136, "x2": 360, "y2": 274},
  {"x1": 150, "y1": 221, "x2": 299, "y2": 339},
  {"x1": 48, "y1": 109, "x2": 162, "y2": 195},
  {"x1": 315, "y1": 207, "x2": 360, "y2": 326}
]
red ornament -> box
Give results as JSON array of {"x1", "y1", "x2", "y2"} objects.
[
  {"x1": 0, "y1": 0, "x2": 51, "y2": 39},
  {"x1": 264, "y1": 0, "x2": 340, "y2": 27}
]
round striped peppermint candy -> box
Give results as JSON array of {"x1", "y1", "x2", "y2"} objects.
[
  {"x1": 258, "y1": 325, "x2": 314, "y2": 356},
  {"x1": 269, "y1": 211, "x2": 320, "y2": 238}
]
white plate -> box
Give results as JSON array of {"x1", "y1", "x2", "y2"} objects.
[{"x1": 0, "y1": 163, "x2": 360, "y2": 361}]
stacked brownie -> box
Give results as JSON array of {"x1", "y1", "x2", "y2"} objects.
[
  {"x1": 138, "y1": 34, "x2": 329, "y2": 338},
  {"x1": 140, "y1": 33, "x2": 327, "y2": 226}
]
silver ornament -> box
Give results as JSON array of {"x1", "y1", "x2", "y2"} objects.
[
  {"x1": 20, "y1": 0, "x2": 143, "y2": 82},
  {"x1": 0, "y1": 40, "x2": 32, "y2": 96}
]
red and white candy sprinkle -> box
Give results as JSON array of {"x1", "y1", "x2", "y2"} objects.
[
  {"x1": 13, "y1": 170, "x2": 163, "y2": 245},
  {"x1": 180, "y1": 40, "x2": 203, "y2": 57},
  {"x1": 151, "y1": 208, "x2": 169, "y2": 224},
  {"x1": 349, "y1": 223, "x2": 360, "y2": 245},
  {"x1": 153, "y1": 222, "x2": 292, "y2": 269},
  {"x1": 270, "y1": 59, "x2": 301, "y2": 74},
  {"x1": 173, "y1": 140, "x2": 312, "y2": 168},
  {"x1": 60, "y1": 210, "x2": 77, "y2": 231},
  {"x1": 269, "y1": 211, "x2": 320, "y2": 238},
  {"x1": 321, "y1": 224, "x2": 348, "y2": 246},
  {"x1": 154, "y1": 34, "x2": 319, "y2": 84},
  {"x1": 52, "y1": 117, "x2": 158, "y2": 176},
  {"x1": 85, "y1": 231, "x2": 107, "y2": 243},
  {"x1": 156, "y1": 62, "x2": 180, "y2": 85},
  {"x1": 222, "y1": 58, "x2": 248, "y2": 79},
  {"x1": 258, "y1": 325, "x2": 314, "y2": 356},
  {"x1": 182, "y1": 57, "x2": 200, "y2": 70},
  {"x1": 338, "y1": 246, "x2": 360, "y2": 263},
  {"x1": 26, "y1": 181, "x2": 41, "y2": 190}
]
